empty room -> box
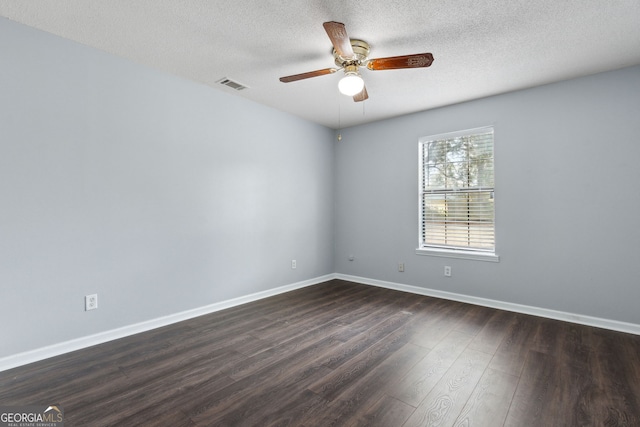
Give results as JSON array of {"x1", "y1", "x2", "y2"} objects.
[{"x1": 1, "y1": 1, "x2": 639, "y2": 426}]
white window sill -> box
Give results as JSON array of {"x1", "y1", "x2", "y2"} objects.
[{"x1": 415, "y1": 247, "x2": 500, "y2": 262}]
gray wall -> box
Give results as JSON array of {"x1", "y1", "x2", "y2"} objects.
[
  {"x1": 334, "y1": 65, "x2": 640, "y2": 325},
  {"x1": 0, "y1": 19, "x2": 334, "y2": 358}
]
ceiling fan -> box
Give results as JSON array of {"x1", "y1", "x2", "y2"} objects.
[{"x1": 279, "y1": 21, "x2": 434, "y2": 102}]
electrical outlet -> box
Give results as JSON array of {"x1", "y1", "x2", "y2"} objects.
[
  {"x1": 85, "y1": 294, "x2": 98, "y2": 311},
  {"x1": 291, "y1": 259, "x2": 297, "y2": 269},
  {"x1": 398, "y1": 263, "x2": 405, "y2": 272},
  {"x1": 444, "y1": 266, "x2": 452, "y2": 277}
]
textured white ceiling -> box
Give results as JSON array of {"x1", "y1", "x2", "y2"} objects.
[{"x1": 2, "y1": 0, "x2": 640, "y2": 129}]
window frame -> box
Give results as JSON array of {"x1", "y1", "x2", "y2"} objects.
[{"x1": 416, "y1": 126, "x2": 499, "y2": 262}]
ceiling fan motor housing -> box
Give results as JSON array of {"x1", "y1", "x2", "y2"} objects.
[{"x1": 334, "y1": 39, "x2": 370, "y2": 67}]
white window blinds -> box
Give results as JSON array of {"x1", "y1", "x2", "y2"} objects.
[{"x1": 419, "y1": 127, "x2": 495, "y2": 253}]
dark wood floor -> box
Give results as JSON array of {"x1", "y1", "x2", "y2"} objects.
[{"x1": 1, "y1": 280, "x2": 639, "y2": 426}]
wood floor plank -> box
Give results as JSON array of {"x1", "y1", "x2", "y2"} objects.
[
  {"x1": 503, "y1": 350, "x2": 560, "y2": 426},
  {"x1": 237, "y1": 389, "x2": 332, "y2": 427},
  {"x1": 308, "y1": 319, "x2": 412, "y2": 401},
  {"x1": 403, "y1": 348, "x2": 493, "y2": 427},
  {"x1": 488, "y1": 312, "x2": 541, "y2": 376},
  {"x1": 66, "y1": 366, "x2": 233, "y2": 427},
  {"x1": 318, "y1": 342, "x2": 428, "y2": 427},
  {"x1": 331, "y1": 302, "x2": 409, "y2": 341},
  {"x1": 504, "y1": 347, "x2": 597, "y2": 427},
  {"x1": 224, "y1": 321, "x2": 346, "y2": 380},
  {"x1": 466, "y1": 309, "x2": 513, "y2": 355},
  {"x1": 184, "y1": 334, "x2": 345, "y2": 424},
  {"x1": 0, "y1": 360, "x2": 129, "y2": 405},
  {"x1": 584, "y1": 329, "x2": 640, "y2": 426},
  {"x1": 0, "y1": 322, "x2": 188, "y2": 395},
  {"x1": 531, "y1": 317, "x2": 592, "y2": 360},
  {"x1": 110, "y1": 408, "x2": 196, "y2": 427},
  {"x1": 452, "y1": 304, "x2": 496, "y2": 337},
  {"x1": 202, "y1": 364, "x2": 334, "y2": 426},
  {"x1": 64, "y1": 350, "x2": 244, "y2": 424},
  {"x1": 389, "y1": 330, "x2": 475, "y2": 407},
  {"x1": 403, "y1": 299, "x2": 469, "y2": 349},
  {"x1": 320, "y1": 311, "x2": 414, "y2": 371},
  {"x1": 452, "y1": 367, "x2": 519, "y2": 426},
  {"x1": 168, "y1": 315, "x2": 278, "y2": 358},
  {"x1": 345, "y1": 395, "x2": 416, "y2": 427}
]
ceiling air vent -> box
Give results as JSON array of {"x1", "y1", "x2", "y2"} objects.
[{"x1": 216, "y1": 78, "x2": 248, "y2": 91}]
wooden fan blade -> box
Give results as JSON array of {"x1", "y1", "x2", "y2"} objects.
[
  {"x1": 353, "y1": 85, "x2": 368, "y2": 102},
  {"x1": 367, "y1": 53, "x2": 434, "y2": 70},
  {"x1": 323, "y1": 21, "x2": 355, "y2": 59},
  {"x1": 279, "y1": 68, "x2": 337, "y2": 83}
]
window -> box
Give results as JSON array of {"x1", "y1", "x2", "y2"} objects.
[{"x1": 418, "y1": 127, "x2": 497, "y2": 260}]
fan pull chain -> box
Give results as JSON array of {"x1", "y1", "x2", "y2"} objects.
[{"x1": 337, "y1": 97, "x2": 342, "y2": 141}]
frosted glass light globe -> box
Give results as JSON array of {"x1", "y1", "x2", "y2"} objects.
[{"x1": 338, "y1": 73, "x2": 364, "y2": 96}]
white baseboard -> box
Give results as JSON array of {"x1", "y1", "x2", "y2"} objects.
[
  {"x1": 336, "y1": 273, "x2": 640, "y2": 336},
  {"x1": 0, "y1": 274, "x2": 335, "y2": 373}
]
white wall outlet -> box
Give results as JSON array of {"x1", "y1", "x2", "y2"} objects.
[
  {"x1": 85, "y1": 294, "x2": 98, "y2": 311},
  {"x1": 398, "y1": 263, "x2": 405, "y2": 272},
  {"x1": 291, "y1": 259, "x2": 297, "y2": 269},
  {"x1": 444, "y1": 266, "x2": 452, "y2": 277}
]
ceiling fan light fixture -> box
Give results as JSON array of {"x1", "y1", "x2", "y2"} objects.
[
  {"x1": 338, "y1": 72, "x2": 364, "y2": 96},
  {"x1": 278, "y1": 22, "x2": 434, "y2": 105}
]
